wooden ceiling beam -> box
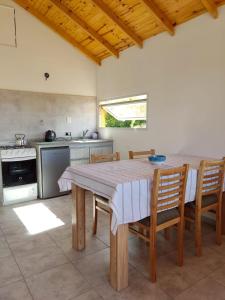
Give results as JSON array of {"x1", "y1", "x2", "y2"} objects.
[
  {"x1": 140, "y1": 0, "x2": 175, "y2": 35},
  {"x1": 15, "y1": 0, "x2": 101, "y2": 65},
  {"x1": 91, "y1": 0, "x2": 143, "y2": 48},
  {"x1": 50, "y1": 0, "x2": 119, "y2": 58},
  {"x1": 201, "y1": 0, "x2": 218, "y2": 18},
  {"x1": 16, "y1": 0, "x2": 102, "y2": 65}
]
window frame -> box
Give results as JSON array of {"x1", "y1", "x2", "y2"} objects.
[{"x1": 98, "y1": 93, "x2": 149, "y2": 130}]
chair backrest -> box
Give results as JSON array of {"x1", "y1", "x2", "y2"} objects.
[
  {"x1": 128, "y1": 149, "x2": 155, "y2": 159},
  {"x1": 90, "y1": 152, "x2": 120, "y2": 163},
  {"x1": 151, "y1": 164, "x2": 189, "y2": 226},
  {"x1": 196, "y1": 159, "x2": 225, "y2": 205}
]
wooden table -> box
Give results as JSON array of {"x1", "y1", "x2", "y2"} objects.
[{"x1": 58, "y1": 155, "x2": 225, "y2": 291}]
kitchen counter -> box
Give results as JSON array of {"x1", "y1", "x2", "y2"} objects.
[{"x1": 31, "y1": 139, "x2": 113, "y2": 148}]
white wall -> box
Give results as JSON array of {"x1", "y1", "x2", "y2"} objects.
[
  {"x1": 97, "y1": 7, "x2": 225, "y2": 159},
  {"x1": 0, "y1": 0, "x2": 97, "y2": 96}
]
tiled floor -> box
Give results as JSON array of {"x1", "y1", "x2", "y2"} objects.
[{"x1": 0, "y1": 193, "x2": 225, "y2": 300}]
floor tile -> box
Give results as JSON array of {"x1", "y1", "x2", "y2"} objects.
[
  {"x1": 48, "y1": 224, "x2": 72, "y2": 242},
  {"x1": 9, "y1": 233, "x2": 56, "y2": 256},
  {"x1": 3, "y1": 225, "x2": 31, "y2": 244},
  {"x1": 119, "y1": 276, "x2": 171, "y2": 300},
  {"x1": 0, "y1": 256, "x2": 22, "y2": 287},
  {"x1": 15, "y1": 245, "x2": 68, "y2": 277},
  {"x1": 56, "y1": 232, "x2": 108, "y2": 262},
  {"x1": 26, "y1": 263, "x2": 90, "y2": 300},
  {"x1": 0, "y1": 236, "x2": 11, "y2": 258},
  {"x1": 0, "y1": 280, "x2": 32, "y2": 300},
  {"x1": 175, "y1": 277, "x2": 225, "y2": 300},
  {"x1": 75, "y1": 248, "x2": 110, "y2": 287},
  {"x1": 95, "y1": 267, "x2": 171, "y2": 300},
  {"x1": 71, "y1": 289, "x2": 102, "y2": 300},
  {"x1": 208, "y1": 263, "x2": 225, "y2": 286}
]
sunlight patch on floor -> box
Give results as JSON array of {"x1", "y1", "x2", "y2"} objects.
[{"x1": 13, "y1": 203, "x2": 64, "y2": 234}]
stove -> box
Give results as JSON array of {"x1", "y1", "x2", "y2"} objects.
[{"x1": 0, "y1": 145, "x2": 37, "y2": 205}]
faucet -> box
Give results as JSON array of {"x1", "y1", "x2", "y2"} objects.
[{"x1": 82, "y1": 129, "x2": 89, "y2": 139}]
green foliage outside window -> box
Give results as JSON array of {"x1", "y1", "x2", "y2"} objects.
[{"x1": 105, "y1": 112, "x2": 146, "y2": 128}]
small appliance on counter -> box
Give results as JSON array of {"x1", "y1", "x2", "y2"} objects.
[
  {"x1": 0, "y1": 145, "x2": 37, "y2": 206},
  {"x1": 45, "y1": 130, "x2": 56, "y2": 142}
]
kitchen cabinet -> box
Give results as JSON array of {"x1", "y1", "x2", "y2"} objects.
[
  {"x1": 69, "y1": 141, "x2": 113, "y2": 166},
  {"x1": 90, "y1": 144, "x2": 113, "y2": 156}
]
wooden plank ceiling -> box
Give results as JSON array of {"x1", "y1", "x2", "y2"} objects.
[{"x1": 15, "y1": 0, "x2": 225, "y2": 65}]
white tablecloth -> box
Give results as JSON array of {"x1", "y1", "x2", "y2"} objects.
[{"x1": 58, "y1": 154, "x2": 219, "y2": 234}]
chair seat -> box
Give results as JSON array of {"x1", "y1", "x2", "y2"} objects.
[
  {"x1": 138, "y1": 208, "x2": 179, "y2": 227},
  {"x1": 186, "y1": 194, "x2": 218, "y2": 210}
]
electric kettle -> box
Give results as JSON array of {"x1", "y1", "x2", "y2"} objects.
[{"x1": 45, "y1": 130, "x2": 56, "y2": 142}]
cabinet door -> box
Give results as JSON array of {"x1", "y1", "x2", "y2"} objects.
[
  {"x1": 70, "y1": 147, "x2": 89, "y2": 160},
  {"x1": 70, "y1": 159, "x2": 89, "y2": 167},
  {"x1": 90, "y1": 144, "x2": 113, "y2": 156}
]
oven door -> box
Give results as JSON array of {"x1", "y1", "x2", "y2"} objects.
[{"x1": 2, "y1": 159, "x2": 37, "y2": 187}]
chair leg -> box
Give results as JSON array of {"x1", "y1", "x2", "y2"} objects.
[
  {"x1": 177, "y1": 221, "x2": 184, "y2": 266},
  {"x1": 150, "y1": 231, "x2": 157, "y2": 282},
  {"x1": 92, "y1": 198, "x2": 98, "y2": 235},
  {"x1": 164, "y1": 228, "x2": 170, "y2": 240},
  {"x1": 216, "y1": 204, "x2": 222, "y2": 245},
  {"x1": 195, "y1": 213, "x2": 202, "y2": 256}
]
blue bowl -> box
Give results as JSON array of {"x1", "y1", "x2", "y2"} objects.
[{"x1": 148, "y1": 155, "x2": 166, "y2": 164}]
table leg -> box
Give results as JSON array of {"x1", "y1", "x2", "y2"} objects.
[
  {"x1": 222, "y1": 192, "x2": 225, "y2": 235},
  {"x1": 110, "y1": 222, "x2": 128, "y2": 291},
  {"x1": 72, "y1": 184, "x2": 86, "y2": 250}
]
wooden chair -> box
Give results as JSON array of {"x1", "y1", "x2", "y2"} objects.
[
  {"x1": 129, "y1": 164, "x2": 189, "y2": 282},
  {"x1": 128, "y1": 149, "x2": 155, "y2": 159},
  {"x1": 184, "y1": 159, "x2": 225, "y2": 256},
  {"x1": 90, "y1": 152, "x2": 120, "y2": 235}
]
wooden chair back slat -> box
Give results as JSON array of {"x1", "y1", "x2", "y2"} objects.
[
  {"x1": 197, "y1": 159, "x2": 225, "y2": 199},
  {"x1": 159, "y1": 181, "x2": 184, "y2": 191},
  {"x1": 128, "y1": 149, "x2": 155, "y2": 159},
  {"x1": 90, "y1": 152, "x2": 120, "y2": 163},
  {"x1": 158, "y1": 187, "x2": 183, "y2": 199},
  {"x1": 157, "y1": 201, "x2": 180, "y2": 212},
  {"x1": 158, "y1": 195, "x2": 180, "y2": 205},
  {"x1": 160, "y1": 175, "x2": 185, "y2": 183},
  {"x1": 151, "y1": 164, "x2": 189, "y2": 217}
]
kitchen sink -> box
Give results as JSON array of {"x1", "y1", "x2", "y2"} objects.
[{"x1": 71, "y1": 139, "x2": 102, "y2": 143}]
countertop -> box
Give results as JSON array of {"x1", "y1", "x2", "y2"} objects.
[{"x1": 31, "y1": 139, "x2": 113, "y2": 148}]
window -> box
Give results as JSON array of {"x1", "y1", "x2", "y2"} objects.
[{"x1": 99, "y1": 94, "x2": 147, "y2": 128}]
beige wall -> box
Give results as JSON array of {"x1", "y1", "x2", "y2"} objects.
[
  {"x1": 0, "y1": 0, "x2": 97, "y2": 96},
  {"x1": 97, "y1": 7, "x2": 225, "y2": 159},
  {"x1": 0, "y1": 89, "x2": 96, "y2": 142}
]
